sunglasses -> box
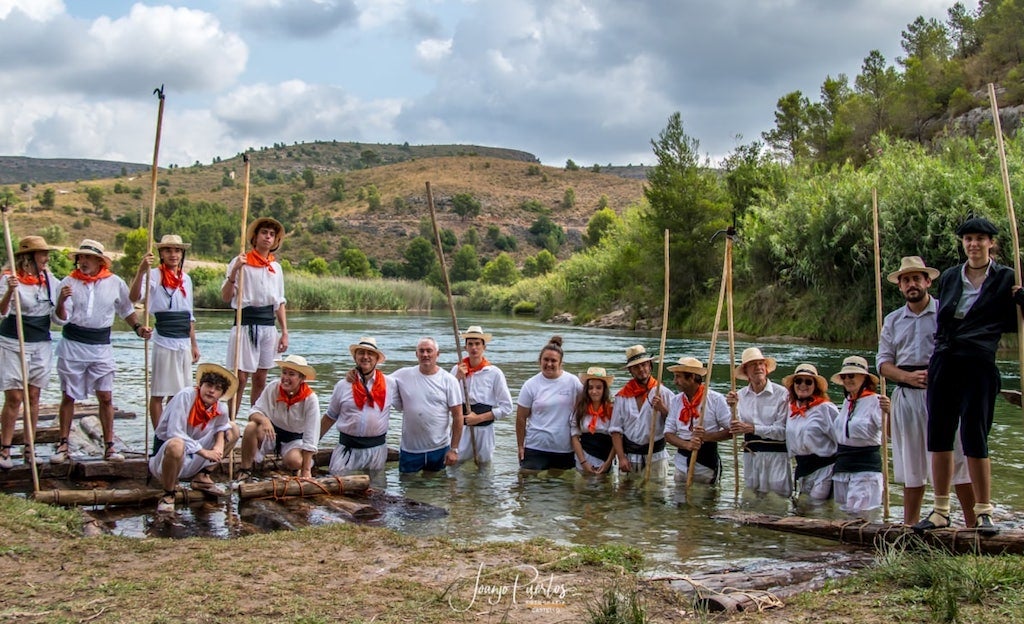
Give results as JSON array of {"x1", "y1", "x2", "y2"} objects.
[
  {"x1": 793, "y1": 378, "x2": 815, "y2": 386},
  {"x1": 839, "y1": 373, "x2": 860, "y2": 380}
]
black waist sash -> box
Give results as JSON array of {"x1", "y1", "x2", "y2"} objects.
[
  {"x1": 579, "y1": 432, "x2": 613, "y2": 459},
  {"x1": 794, "y1": 453, "x2": 837, "y2": 480},
  {"x1": 679, "y1": 441, "x2": 720, "y2": 477},
  {"x1": 155, "y1": 310, "x2": 191, "y2": 339},
  {"x1": 467, "y1": 402, "x2": 494, "y2": 427},
  {"x1": 238, "y1": 305, "x2": 275, "y2": 326},
  {"x1": 152, "y1": 435, "x2": 165, "y2": 456},
  {"x1": 339, "y1": 432, "x2": 386, "y2": 450},
  {"x1": 273, "y1": 424, "x2": 303, "y2": 456},
  {"x1": 0, "y1": 314, "x2": 51, "y2": 342},
  {"x1": 623, "y1": 437, "x2": 666, "y2": 455},
  {"x1": 895, "y1": 364, "x2": 928, "y2": 389},
  {"x1": 743, "y1": 433, "x2": 788, "y2": 453},
  {"x1": 62, "y1": 323, "x2": 111, "y2": 345},
  {"x1": 834, "y1": 444, "x2": 882, "y2": 473}
]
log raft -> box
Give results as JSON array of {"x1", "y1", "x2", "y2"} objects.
[
  {"x1": 34, "y1": 486, "x2": 213, "y2": 507},
  {"x1": 237, "y1": 475, "x2": 370, "y2": 500},
  {"x1": 717, "y1": 511, "x2": 1024, "y2": 555}
]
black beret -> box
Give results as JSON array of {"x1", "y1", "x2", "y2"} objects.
[{"x1": 956, "y1": 217, "x2": 998, "y2": 237}]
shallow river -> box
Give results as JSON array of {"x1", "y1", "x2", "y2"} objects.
[{"x1": 38, "y1": 311, "x2": 1024, "y2": 573}]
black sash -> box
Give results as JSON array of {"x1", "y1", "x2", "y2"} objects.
[
  {"x1": 0, "y1": 314, "x2": 51, "y2": 342},
  {"x1": 152, "y1": 435, "x2": 165, "y2": 456},
  {"x1": 895, "y1": 364, "x2": 928, "y2": 389},
  {"x1": 238, "y1": 305, "x2": 275, "y2": 326},
  {"x1": 579, "y1": 432, "x2": 613, "y2": 459},
  {"x1": 623, "y1": 436, "x2": 665, "y2": 455},
  {"x1": 794, "y1": 453, "x2": 837, "y2": 480},
  {"x1": 466, "y1": 403, "x2": 494, "y2": 427},
  {"x1": 154, "y1": 310, "x2": 191, "y2": 339},
  {"x1": 273, "y1": 424, "x2": 303, "y2": 456},
  {"x1": 679, "y1": 441, "x2": 720, "y2": 478},
  {"x1": 743, "y1": 433, "x2": 788, "y2": 453},
  {"x1": 62, "y1": 323, "x2": 111, "y2": 345},
  {"x1": 834, "y1": 444, "x2": 882, "y2": 473},
  {"x1": 339, "y1": 432, "x2": 386, "y2": 450}
]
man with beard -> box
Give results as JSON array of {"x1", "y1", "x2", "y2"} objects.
[
  {"x1": 878, "y1": 256, "x2": 974, "y2": 527},
  {"x1": 611, "y1": 345, "x2": 673, "y2": 480},
  {"x1": 727, "y1": 347, "x2": 791, "y2": 497},
  {"x1": 663, "y1": 356, "x2": 732, "y2": 485}
]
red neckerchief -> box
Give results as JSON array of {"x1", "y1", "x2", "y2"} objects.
[
  {"x1": 158, "y1": 264, "x2": 186, "y2": 296},
  {"x1": 277, "y1": 382, "x2": 313, "y2": 407},
  {"x1": 5, "y1": 270, "x2": 42, "y2": 286},
  {"x1": 245, "y1": 250, "x2": 276, "y2": 273},
  {"x1": 70, "y1": 267, "x2": 113, "y2": 283},
  {"x1": 187, "y1": 389, "x2": 219, "y2": 430},
  {"x1": 586, "y1": 402, "x2": 612, "y2": 433},
  {"x1": 846, "y1": 388, "x2": 875, "y2": 415},
  {"x1": 617, "y1": 377, "x2": 656, "y2": 398},
  {"x1": 678, "y1": 384, "x2": 706, "y2": 425},
  {"x1": 462, "y1": 356, "x2": 490, "y2": 376},
  {"x1": 790, "y1": 395, "x2": 828, "y2": 418},
  {"x1": 352, "y1": 369, "x2": 387, "y2": 410}
]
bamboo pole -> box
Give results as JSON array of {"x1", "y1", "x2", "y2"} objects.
[
  {"x1": 687, "y1": 235, "x2": 729, "y2": 488},
  {"x1": 726, "y1": 233, "x2": 739, "y2": 499},
  {"x1": 988, "y1": 83, "x2": 1024, "y2": 416},
  {"x1": 34, "y1": 486, "x2": 210, "y2": 507},
  {"x1": 425, "y1": 182, "x2": 476, "y2": 464},
  {"x1": 643, "y1": 230, "x2": 670, "y2": 484},
  {"x1": 142, "y1": 86, "x2": 166, "y2": 457},
  {"x1": 228, "y1": 154, "x2": 252, "y2": 480},
  {"x1": 872, "y1": 188, "x2": 891, "y2": 521},
  {"x1": 1, "y1": 205, "x2": 40, "y2": 492}
]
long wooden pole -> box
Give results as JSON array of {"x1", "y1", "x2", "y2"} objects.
[
  {"x1": 988, "y1": 83, "x2": 1024, "y2": 417},
  {"x1": 687, "y1": 236, "x2": 729, "y2": 488},
  {"x1": 425, "y1": 182, "x2": 477, "y2": 465},
  {"x1": 142, "y1": 86, "x2": 166, "y2": 456},
  {"x1": 1, "y1": 205, "x2": 40, "y2": 492},
  {"x1": 726, "y1": 234, "x2": 739, "y2": 499},
  {"x1": 643, "y1": 230, "x2": 671, "y2": 483},
  {"x1": 872, "y1": 188, "x2": 891, "y2": 521},
  {"x1": 229, "y1": 154, "x2": 251, "y2": 479}
]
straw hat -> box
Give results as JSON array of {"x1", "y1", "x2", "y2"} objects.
[
  {"x1": 156, "y1": 234, "x2": 191, "y2": 250},
  {"x1": 623, "y1": 345, "x2": 655, "y2": 369},
  {"x1": 782, "y1": 363, "x2": 828, "y2": 395},
  {"x1": 15, "y1": 235, "x2": 57, "y2": 256},
  {"x1": 348, "y1": 337, "x2": 386, "y2": 363},
  {"x1": 735, "y1": 347, "x2": 777, "y2": 380},
  {"x1": 579, "y1": 366, "x2": 614, "y2": 387},
  {"x1": 460, "y1": 325, "x2": 493, "y2": 344},
  {"x1": 829, "y1": 356, "x2": 879, "y2": 385},
  {"x1": 195, "y1": 363, "x2": 239, "y2": 401},
  {"x1": 274, "y1": 354, "x2": 316, "y2": 380},
  {"x1": 246, "y1": 216, "x2": 285, "y2": 252},
  {"x1": 71, "y1": 239, "x2": 113, "y2": 268},
  {"x1": 887, "y1": 256, "x2": 938, "y2": 284},
  {"x1": 667, "y1": 356, "x2": 707, "y2": 376}
]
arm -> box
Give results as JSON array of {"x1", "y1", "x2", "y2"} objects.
[
  {"x1": 128, "y1": 254, "x2": 152, "y2": 302},
  {"x1": 196, "y1": 430, "x2": 226, "y2": 463},
  {"x1": 275, "y1": 302, "x2": 288, "y2": 353},
  {"x1": 0, "y1": 276, "x2": 15, "y2": 316},
  {"x1": 54, "y1": 282, "x2": 71, "y2": 323},
  {"x1": 221, "y1": 255, "x2": 244, "y2": 304},
  {"x1": 189, "y1": 321, "x2": 200, "y2": 363},
  {"x1": 570, "y1": 435, "x2": 596, "y2": 474},
  {"x1": 515, "y1": 405, "x2": 529, "y2": 461},
  {"x1": 446, "y1": 405, "x2": 463, "y2": 466}
]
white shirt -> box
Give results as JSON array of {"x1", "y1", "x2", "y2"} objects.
[
  {"x1": 139, "y1": 268, "x2": 195, "y2": 351},
  {"x1": 877, "y1": 297, "x2": 937, "y2": 370},
  {"x1": 249, "y1": 379, "x2": 321, "y2": 452},
  {"x1": 663, "y1": 388, "x2": 731, "y2": 441},
  {"x1": 0, "y1": 270, "x2": 56, "y2": 348},
  {"x1": 449, "y1": 362, "x2": 514, "y2": 421},
  {"x1": 786, "y1": 400, "x2": 839, "y2": 457},
  {"x1": 392, "y1": 366, "x2": 463, "y2": 453},
  {"x1": 224, "y1": 256, "x2": 286, "y2": 310},
  {"x1": 517, "y1": 372, "x2": 582, "y2": 453},
  {"x1": 53, "y1": 273, "x2": 134, "y2": 363},
  {"x1": 154, "y1": 386, "x2": 232, "y2": 455},
  {"x1": 610, "y1": 383, "x2": 674, "y2": 444},
  {"x1": 324, "y1": 370, "x2": 397, "y2": 438},
  {"x1": 736, "y1": 381, "x2": 789, "y2": 441},
  {"x1": 955, "y1": 260, "x2": 990, "y2": 319},
  {"x1": 834, "y1": 393, "x2": 882, "y2": 448}
]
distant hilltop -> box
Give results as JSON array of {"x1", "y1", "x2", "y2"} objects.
[{"x1": 0, "y1": 156, "x2": 151, "y2": 184}]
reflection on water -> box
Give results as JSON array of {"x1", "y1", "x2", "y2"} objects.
[{"x1": 45, "y1": 310, "x2": 1024, "y2": 573}]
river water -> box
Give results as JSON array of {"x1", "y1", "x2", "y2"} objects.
[{"x1": 40, "y1": 311, "x2": 1024, "y2": 572}]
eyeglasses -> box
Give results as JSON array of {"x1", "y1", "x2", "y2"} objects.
[
  {"x1": 839, "y1": 373, "x2": 859, "y2": 380},
  {"x1": 793, "y1": 378, "x2": 815, "y2": 386}
]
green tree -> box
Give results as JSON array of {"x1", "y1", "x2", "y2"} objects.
[
  {"x1": 480, "y1": 252, "x2": 520, "y2": 286},
  {"x1": 439, "y1": 228, "x2": 457, "y2": 253},
  {"x1": 402, "y1": 236, "x2": 437, "y2": 280},
  {"x1": 85, "y1": 186, "x2": 104, "y2": 210},
  {"x1": 302, "y1": 168, "x2": 315, "y2": 189},
  {"x1": 721, "y1": 141, "x2": 786, "y2": 220},
  {"x1": 584, "y1": 208, "x2": 620, "y2": 247},
  {"x1": 762, "y1": 91, "x2": 810, "y2": 162},
  {"x1": 528, "y1": 216, "x2": 565, "y2": 253},
  {"x1": 463, "y1": 227, "x2": 480, "y2": 247},
  {"x1": 338, "y1": 247, "x2": 374, "y2": 278},
  {"x1": 565, "y1": 159, "x2": 579, "y2": 171},
  {"x1": 451, "y1": 193, "x2": 481, "y2": 220},
  {"x1": 947, "y1": 2, "x2": 979, "y2": 58},
  {"x1": 40, "y1": 188, "x2": 56, "y2": 209},
  {"x1": 853, "y1": 50, "x2": 900, "y2": 140},
  {"x1": 450, "y1": 244, "x2": 481, "y2": 282},
  {"x1": 115, "y1": 228, "x2": 148, "y2": 279},
  {"x1": 522, "y1": 249, "x2": 557, "y2": 277},
  {"x1": 303, "y1": 257, "x2": 329, "y2": 276},
  {"x1": 562, "y1": 187, "x2": 576, "y2": 208},
  {"x1": 365, "y1": 184, "x2": 381, "y2": 211},
  {"x1": 806, "y1": 74, "x2": 854, "y2": 166},
  {"x1": 291, "y1": 193, "x2": 305, "y2": 211},
  {"x1": 329, "y1": 176, "x2": 346, "y2": 202}
]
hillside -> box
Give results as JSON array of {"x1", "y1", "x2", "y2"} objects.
[{"x1": 0, "y1": 156, "x2": 151, "y2": 184}]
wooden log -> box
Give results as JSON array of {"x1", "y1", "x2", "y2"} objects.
[
  {"x1": 36, "y1": 403, "x2": 136, "y2": 421},
  {"x1": 34, "y1": 486, "x2": 210, "y2": 507},
  {"x1": 72, "y1": 458, "x2": 150, "y2": 480},
  {"x1": 11, "y1": 425, "x2": 61, "y2": 445},
  {"x1": 239, "y1": 498, "x2": 302, "y2": 532},
  {"x1": 321, "y1": 495, "x2": 379, "y2": 519},
  {"x1": 717, "y1": 511, "x2": 1024, "y2": 555},
  {"x1": 238, "y1": 475, "x2": 370, "y2": 500}
]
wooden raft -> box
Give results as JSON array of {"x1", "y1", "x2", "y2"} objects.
[
  {"x1": 718, "y1": 511, "x2": 1024, "y2": 555},
  {"x1": 237, "y1": 474, "x2": 370, "y2": 500},
  {"x1": 34, "y1": 487, "x2": 213, "y2": 507}
]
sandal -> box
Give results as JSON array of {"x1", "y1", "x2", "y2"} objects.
[
  {"x1": 911, "y1": 509, "x2": 950, "y2": 533},
  {"x1": 156, "y1": 492, "x2": 176, "y2": 514},
  {"x1": 104, "y1": 441, "x2": 125, "y2": 463},
  {"x1": 191, "y1": 471, "x2": 227, "y2": 498},
  {"x1": 231, "y1": 468, "x2": 254, "y2": 489},
  {"x1": 23, "y1": 445, "x2": 42, "y2": 466},
  {"x1": 975, "y1": 513, "x2": 999, "y2": 536},
  {"x1": 0, "y1": 445, "x2": 12, "y2": 471},
  {"x1": 50, "y1": 438, "x2": 69, "y2": 464}
]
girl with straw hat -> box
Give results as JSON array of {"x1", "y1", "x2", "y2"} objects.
[
  {"x1": 829, "y1": 356, "x2": 884, "y2": 517},
  {"x1": 0, "y1": 236, "x2": 58, "y2": 469},
  {"x1": 782, "y1": 363, "x2": 839, "y2": 503},
  {"x1": 570, "y1": 366, "x2": 616, "y2": 475}
]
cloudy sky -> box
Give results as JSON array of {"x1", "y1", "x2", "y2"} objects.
[{"x1": 0, "y1": 0, "x2": 954, "y2": 167}]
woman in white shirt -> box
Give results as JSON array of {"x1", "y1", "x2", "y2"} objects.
[{"x1": 516, "y1": 336, "x2": 582, "y2": 475}]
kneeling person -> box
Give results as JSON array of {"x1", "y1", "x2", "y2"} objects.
[
  {"x1": 150, "y1": 363, "x2": 240, "y2": 513},
  {"x1": 240, "y1": 355, "x2": 320, "y2": 479}
]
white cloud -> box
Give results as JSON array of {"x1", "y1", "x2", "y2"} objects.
[
  {"x1": 416, "y1": 37, "x2": 452, "y2": 64},
  {"x1": 0, "y1": 0, "x2": 63, "y2": 21}
]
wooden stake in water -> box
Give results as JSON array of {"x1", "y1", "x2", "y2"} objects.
[
  {"x1": 643, "y1": 229, "x2": 670, "y2": 484},
  {"x1": 872, "y1": 187, "x2": 891, "y2": 521}
]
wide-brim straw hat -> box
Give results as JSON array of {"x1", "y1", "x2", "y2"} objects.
[
  {"x1": 735, "y1": 347, "x2": 777, "y2": 380},
  {"x1": 579, "y1": 366, "x2": 614, "y2": 387},
  {"x1": 275, "y1": 354, "x2": 316, "y2": 380},
  {"x1": 830, "y1": 356, "x2": 879, "y2": 385},
  {"x1": 70, "y1": 239, "x2": 113, "y2": 268},
  {"x1": 887, "y1": 255, "x2": 939, "y2": 284},
  {"x1": 667, "y1": 356, "x2": 707, "y2": 376},
  {"x1": 156, "y1": 234, "x2": 191, "y2": 250},
  {"x1": 623, "y1": 344, "x2": 655, "y2": 369},
  {"x1": 246, "y1": 216, "x2": 285, "y2": 252},
  {"x1": 782, "y1": 363, "x2": 828, "y2": 395},
  {"x1": 349, "y1": 337, "x2": 386, "y2": 363},
  {"x1": 15, "y1": 235, "x2": 58, "y2": 256},
  {"x1": 195, "y1": 363, "x2": 239, "y2": 402},
  {"x1": 460, "y1": 325, "x2": 493, "y2": 344}
]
